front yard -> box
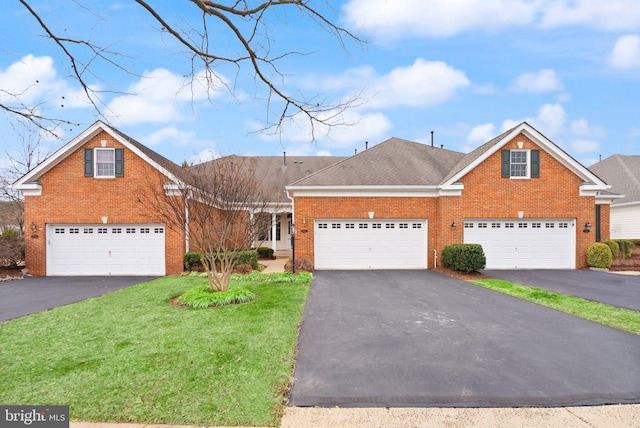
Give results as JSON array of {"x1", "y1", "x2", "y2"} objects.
[{"x1": 0, "y1": 274, "x2": 310, "y2": 427}]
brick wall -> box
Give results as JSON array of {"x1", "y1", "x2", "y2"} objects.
[
  {"x1": 294, "y1": 133, "x2": 602, "y2": 269},
  {"x1": 23, "y1": 131, "x2": 185, "y2": 275}
]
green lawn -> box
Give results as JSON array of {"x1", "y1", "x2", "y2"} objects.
[
  {"x1": 472, "y1": 279, "x2": 640, "y2": 335},
  {"x1": 0, "y1": 274, "x2": 310, "y2": 427}
]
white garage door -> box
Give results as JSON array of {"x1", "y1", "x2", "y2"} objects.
[
  {"x1": 47, "y1": 224, "x2": 166, "y2": 275},
  {"x1": 464, "y1": 219, "x2": 575, "y2": 269},
  {"x1": 314, "y1": 219, "x2": 427, "y2": 269}
]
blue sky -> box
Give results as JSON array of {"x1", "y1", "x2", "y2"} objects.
[{"x1": 1, "y1": 1, "x2": 639, "y2": 169}]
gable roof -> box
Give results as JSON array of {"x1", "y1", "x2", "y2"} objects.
[
  {"x1": 290, "y1": 137, "x2": 466, "y2": 186},
  {"x1": 13, "y1": 121, "x2": 183, "y2": 195},
  {"x1": 589, "y1": 155, "x2": 640, "y2": 205},
  {"x1": 287, "y1": 122, "x2": 612, "y2": 199}
]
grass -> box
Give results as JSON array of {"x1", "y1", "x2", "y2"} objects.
[
  {"x1": 0, "y1": 273, "x2": 311, "y2": 427},
  {"x1": 472, "y1": 279, "x2": 640, "y2": 335}
]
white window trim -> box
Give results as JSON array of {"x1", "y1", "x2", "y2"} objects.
[
  {"x1": 94, "y1": 148, "x2": 116, "y2": 178},
  {"x1": 510, "y1": 149, "x2": 530, "y2": 179}
]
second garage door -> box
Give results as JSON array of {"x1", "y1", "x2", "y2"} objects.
[
  {"x1": 314, "y1": 219, "x2": 427, "y2": 269},
  {"x1": 47, "y1": 224, "x2": 166, "y2": 276},
  {"x1": 464, "y1": 219, "x2": 576, "y2": 269}
]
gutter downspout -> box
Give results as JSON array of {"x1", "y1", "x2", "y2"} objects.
[
  {"x1": 285, "y1": 189, "x2": 295, "y2": 273},
  {"x1": 433, "y1": 249, "x2": 437, "y2": 268}
]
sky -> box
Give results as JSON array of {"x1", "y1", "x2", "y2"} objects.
[{"x1": 1, "y1": 0, "x2": 639, "y2": 170}]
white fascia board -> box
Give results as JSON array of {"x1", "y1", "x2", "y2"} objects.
[
  {"x1": 286, "y1": 185, "x2": 445, "y2": 197},
  {"x1": 611, "y1": 200, "x2": 640, "y2": 208},
  {"x1": 17, "y1": 183, "x2": 43, "y2": 196},
  {"x1": 14, "y1": 121, "x2": 181, "y2": 194},
  {"x1": 13, "y1": 121, "x2": 107, "y2": 190},
  {"x1": 443, "y1": 122, "x2": 609, "y2": 188}
]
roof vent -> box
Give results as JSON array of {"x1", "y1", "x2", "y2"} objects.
[
  {"x1": 431, "y1": 131, "x2": 434, "y2": 147},
  {"x1": 283, "y1": 151, "x2": 286, "y2": 166}
]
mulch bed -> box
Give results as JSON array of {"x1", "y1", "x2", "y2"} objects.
[
  {"x1": 0, "y1": 266, "x2": 23, "y2": 278},
  {"x1": 433, "y1": 266, "x2": 490, "y2": 281}
]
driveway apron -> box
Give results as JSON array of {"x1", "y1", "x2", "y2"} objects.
[
  {"x1": 483, "y1": 269, "x2": 640, "y2": 311},
  {"x1": 0, "y1": 276, "x2": 157, "y2": 322},
  {"x1": 289, "y1": 270, "x2": 640, "y2": 407}
]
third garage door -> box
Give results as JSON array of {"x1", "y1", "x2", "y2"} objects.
[
  {"x1": 314, "y1": 219, "x2": 427, "y2": 270},
  {"x1": 464, "y1": 219, "x2": 575, "y2": 269}
]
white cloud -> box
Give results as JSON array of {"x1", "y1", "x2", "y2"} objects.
[
  {"x1": 325, "y1": 60, "x2": 469, "y2": 109},
  {"x1": 569, "y1": 139, "x2": 600, "y2": 153},
  {"x1": 467, "y1": 123, "x2": 496, "y2": 143},
  {"x1": 189, "y1": 148, "x2": 219, "y2": 165},
  {"x1": 106, "y1": 68, "x2": 227, "y2": 125},
  {"x1": 609, "y1": 34, "x2": 640, "y2": 69},
  {"x1": 250, "y1": 109, "x2": 393, "y2": 150},
  {"x1": 569, "y1": 119, "x2": 604, "y2": 138},
  {"x1": 535, "y1": 103, "x2": 567, "y2": 136},
  {"x1": 540, "y1": 1, "x2": 640, "y2": 32},
  {"x1": 144, "y1": 126, "x2": 197, "y2": 147},
  {"x1": 343, "y1": 0, "x2": 640, "y2": 40},
  {"x1": 509, "y1": 69, "x2": 563, "y2": 93},
  {"x1": 343, "y1": 0, "x2": 536, "y2": 39}
]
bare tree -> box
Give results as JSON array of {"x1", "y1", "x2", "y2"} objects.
[
  {"x1": 0, "y1": 123, "x2": 53, "y2": 233},
  {"x1": 148, "y1": 157, "x2": 278, "y2": 292},
  {"x1": 8, "y1": 1, "x2": 363, "y2": 136}
]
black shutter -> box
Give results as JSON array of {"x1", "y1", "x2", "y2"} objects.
[
  {"x1": 84, "y1": 148, "x2": 93, "y2": 176},
  {"x1": 531, "y1": 150, "x2": 540, "y2": 178},
  {"x1": 501, "y1": 150, "x2": 510, "y2": 178},
  {"x1": 115, "y1": 148, "x2": 124, "y2": 177}
]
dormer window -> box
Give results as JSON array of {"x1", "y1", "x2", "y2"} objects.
[
  {"x1": 502, "y1": 149, "x2": 540, "y2": 179},
  {"x1": 84, "y1": 147, "x2": 124, "y2": 178}
]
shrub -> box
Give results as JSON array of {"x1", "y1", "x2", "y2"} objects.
[
  {"x1": 183, "y1": 249, "x2": 260, "y2": 271},
  {"x1": 587, "y1": 243, "x2": 612, "y2": 269},
  {"x1": 441, "y1": 244, "x2": 486, "y2": 273},
  {"x1": 602, "y1": 240, "x2": 620, "y2": 259},
  {"x1": 0, "y1": 232, "x2": 24, "y2": 268},
  {"x1": 176, "y1": 284, "x2": 256, "y2": 308},
  {"x1": 256, "y1": 247, "x2": 275, "y2": 259},
  {"x1": 284, "y1": 257, "x2": 314, "y2": 273},
  {"x1": 183, "y1": 252, "x2": 201, "y2": 271},
  {"x1": 616, "y1": 240, "x2": 636, "y2": 260}
]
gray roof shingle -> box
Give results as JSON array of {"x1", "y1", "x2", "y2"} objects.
[
  {"x1": 589, "y1": 155, "x2": 640, "y2": 204},
  {"x1": 290, "y1": 137, "x2": 466, "y2": 186}
]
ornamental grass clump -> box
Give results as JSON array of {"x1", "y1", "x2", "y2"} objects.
[
  {"x1": 176, "y1": 284, "x2": 256, "y2": 308},
  {"x1": 587, "y1": 242, "x2": 613, "y2": 269}
]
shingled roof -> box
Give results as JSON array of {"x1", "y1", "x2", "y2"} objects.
[
  {"x1": 589, "y1": 155, "x2": 640, "y2": 205},
  {"x1": 190, "y1": 155, "x2": 346, "y2": 202},
  {"x1": 290, "y1": 137, "x2": 466, "y2": 186}
]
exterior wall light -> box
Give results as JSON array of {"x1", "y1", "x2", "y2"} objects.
[
  {"x1": 583, "y1": 223, "x2": 591, "y2": 233},
  {"x1": 30, "y1": 222, "x2": 37, "y2": 232},
  {"x1": 451, "y1": 222, "x2": 456, "y2": 230}
]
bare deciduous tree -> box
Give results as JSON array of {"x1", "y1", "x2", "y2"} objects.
[
  {"x1": 7, "y1": 0, "x2": 362, "y2": 136},
  {"x1": 0, "y1": 124, "x2": 53, "y2": 233},
  {"x1": 148, "y1": 157, "x2": 278, "y2": 292}
]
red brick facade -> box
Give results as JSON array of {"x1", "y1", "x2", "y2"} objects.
[
  {"x1": 293, "y1": 133, "x2": 607, "y2": 269},
  {"x1": 23, "y1": 130, "x2": 185, "y2": 275}
]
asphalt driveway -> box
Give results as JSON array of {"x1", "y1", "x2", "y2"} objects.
[
  {"x1": 0, "y1": 276, "x2": 157, "y2": 322},
  {"x1": 289, "y1": 270, "x2": 640, "y2": 407},
  {"x1": 483, "y1": 269, "x2": 640, "y2": 311}
]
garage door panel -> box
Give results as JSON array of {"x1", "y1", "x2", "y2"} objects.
[
  {"x1": 315, "y1": 220, "x2": 427, "y2": 270},
  {"x1": 47, "y1": 224, "x2": 165, "y2": 276},
  {"x1": 464, "y1": 219, "x2": 575, "y2": 269}
]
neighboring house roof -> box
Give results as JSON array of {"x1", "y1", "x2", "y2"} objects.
[
  {"x1": 589, "y1": 155, "x2": 640, "y2": 205},
  {"x1": 290, "y1": 137, "x2": 466, "y2": 186}
]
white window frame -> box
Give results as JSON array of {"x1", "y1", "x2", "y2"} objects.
[
  {"x1": 94, "y1": 148, "x2": 116, "y2": 178},
  {"x1": 510, "y1": 149, "x2": 530, "y2": 179}
]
